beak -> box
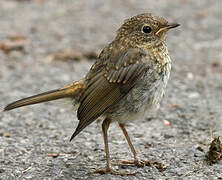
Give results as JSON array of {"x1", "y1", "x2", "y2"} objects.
[{"x1": 155, "y1": 23, "x2": 180, "y2": 35}]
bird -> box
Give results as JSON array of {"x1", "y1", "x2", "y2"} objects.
[{"x1": 4, "y1": 13, "x2": 180, "y2": 175}]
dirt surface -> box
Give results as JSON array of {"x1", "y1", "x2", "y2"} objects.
[{"x1": 0, "y1": 0, "x2": 222, "y2": 179}]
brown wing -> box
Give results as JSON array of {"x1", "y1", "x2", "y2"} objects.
[{"x1": 70, "y1": 48, "x2": 147, "y2": 141}]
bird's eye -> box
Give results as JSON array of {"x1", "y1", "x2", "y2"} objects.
[{"x1": 142, "y1": 25, "x2": 152, "y2": 34}]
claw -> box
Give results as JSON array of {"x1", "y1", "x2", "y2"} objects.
[
  {"x1": 90, "y1": 167, "x2": 136, "y2": 176},
  {"x1": 112, "y1": 159, "x2": 149, "y2": 167}
]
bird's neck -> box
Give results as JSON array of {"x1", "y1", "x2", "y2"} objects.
[{"x1": 146, "y1": 42, "x2": 171, "y2": 66}]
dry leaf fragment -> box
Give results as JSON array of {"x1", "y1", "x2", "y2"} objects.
[
  {"x1": 48, "y1": 48, "x2": 97, "y2": 62},
  {"x1": 206, "y1": 137, "x2": 222, "y2": 165},
  {"x1": 47, "y1": 153, "x2": 60, "y2": 158},
  {"x1": 0, "y1": 36, "x2": 27, "y2": 54}
]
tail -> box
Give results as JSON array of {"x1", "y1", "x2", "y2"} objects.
[{"x1": 4, "y1": 80, "x2": 85, "y2": 111}]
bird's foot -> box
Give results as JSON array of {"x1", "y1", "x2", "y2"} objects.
[
  {"x1": 113, "y1": 159, "x2": 148, "y2": 167},
  {"x1": 90, "y1": 167, "x2": 136, "y2": 176},
  {"x1": 113, "y1": 159, "x2": 168, "y2": 172}
]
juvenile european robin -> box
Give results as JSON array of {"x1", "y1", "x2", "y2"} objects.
[{"x1": 4, "y1": 13, "x2": 180, "y2": 175}]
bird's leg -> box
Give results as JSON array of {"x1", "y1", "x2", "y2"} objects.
[
  {"x1": 91, "y1": 118, "x2": 136, "y2": 175},
  {"x1": 102, "y1": 118, "x2": 112, "y2": 171},
  {"x1": 117, "y1": 123, "x2": 147, "y2": 167}
]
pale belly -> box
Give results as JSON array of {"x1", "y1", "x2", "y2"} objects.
[{"x1": 105, "y1": 64, "x2": 171, "y2": 124}]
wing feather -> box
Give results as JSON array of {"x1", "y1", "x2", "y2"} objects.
[{"x1": 70, "y1": 48, "x2": 147, "y2": 140}]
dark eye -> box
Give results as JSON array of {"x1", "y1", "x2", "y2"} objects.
[{"x1": 142, "y1": 25, "x2": 152, "y2": 34}]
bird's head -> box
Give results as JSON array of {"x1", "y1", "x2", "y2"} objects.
[{"x1": 116, "y1": 13, "x2": 180, "y2": 48}]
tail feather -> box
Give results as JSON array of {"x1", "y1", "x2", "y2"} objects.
[{"x1": 4, "y1": 80, "x2": 85, "y2": 111}]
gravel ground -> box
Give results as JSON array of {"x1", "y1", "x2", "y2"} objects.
[{"x1": 0, "y1": 0, "x2": 222, "y2": 179}]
